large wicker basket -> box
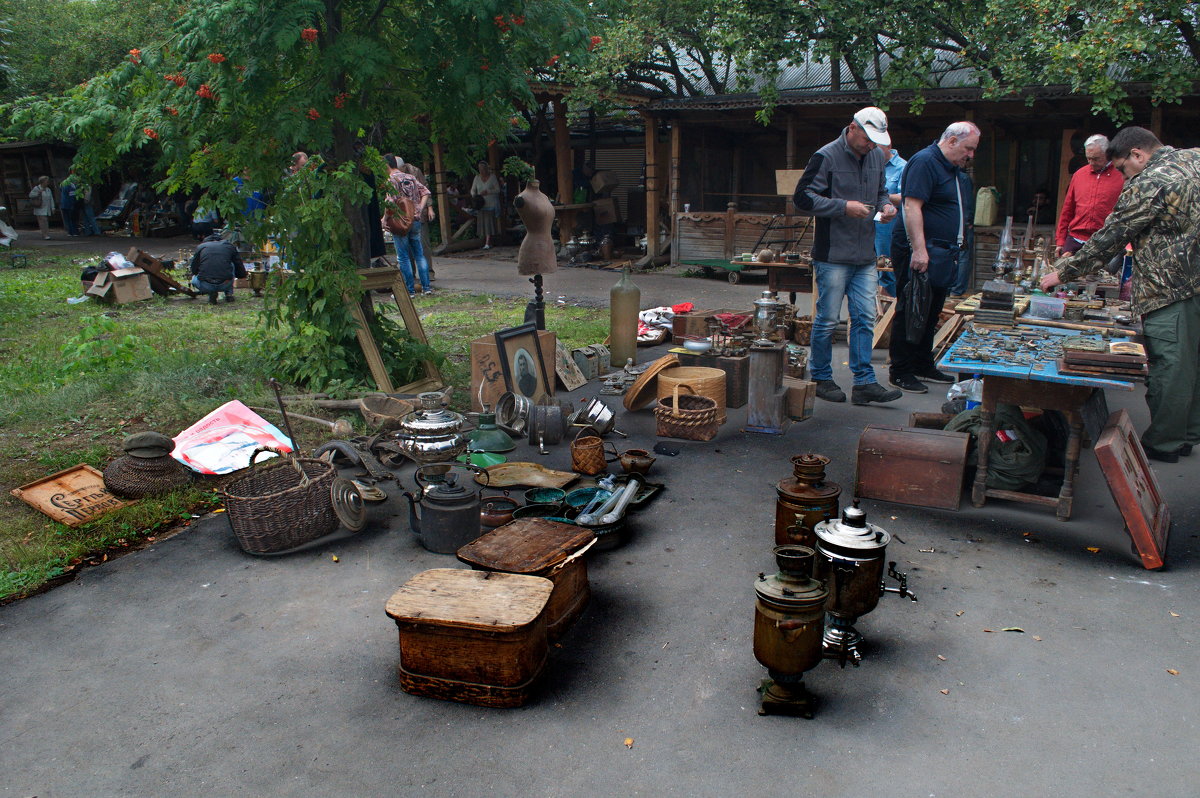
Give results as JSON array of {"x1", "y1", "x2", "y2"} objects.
[
  {"x1": 219, "y1": 449, "x2": 339, "y2": 554},
  {"x1": 657, "y1": 366, "x2": 727, "y2": 424},
  {"x1": 654, "y1": 384, "x2": 720, "y2": 441}
]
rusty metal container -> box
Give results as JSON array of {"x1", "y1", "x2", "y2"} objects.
[
  {"x1": 854, "y1": 425, "x2": 970, "y2": 511},
  {"x1": 753, "y1": 545, "x2": 828, "y2": 717},
  {"x1": 775, "y1": 454, "x2": 841, "y2": 547}
]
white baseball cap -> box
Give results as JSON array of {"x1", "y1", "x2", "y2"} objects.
[{"x1": 853, "y1": 107, "x2": 891, "y2": 146}]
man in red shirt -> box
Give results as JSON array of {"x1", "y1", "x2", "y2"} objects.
[{"x1": 1054, "y1": 134, "x2": 1125, "y2": 257}]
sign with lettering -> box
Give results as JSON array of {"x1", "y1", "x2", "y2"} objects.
[{"x1": 11, "y1": 465, "x2": 133, "y2": 527}]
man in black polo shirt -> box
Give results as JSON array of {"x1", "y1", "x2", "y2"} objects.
[{"x1": 888, "y1": 121, "x2": 981, "y2": 393}]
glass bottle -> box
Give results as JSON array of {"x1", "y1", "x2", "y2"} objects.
[{"x1": 609, "y1": 267, "x2": 641, "y2": 368}]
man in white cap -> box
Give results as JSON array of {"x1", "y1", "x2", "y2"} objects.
[{"x1": 793, "y1": 107, "x2": 901, "y2": 405}]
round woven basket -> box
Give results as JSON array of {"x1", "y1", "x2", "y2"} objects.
[
  {"x1": 103, "y1": 455, "x2": 192, "y2": 499},
  {"x1": 657, "y1": 366, "x2": 726, "y2": 424}
]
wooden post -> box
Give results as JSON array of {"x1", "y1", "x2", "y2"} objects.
[
  {"x1": 1054, "y1": 128, "x2": 1077, "y2": 229},
  {"x1": 1150, "y1": 106, "x2": 1163, "y2": 138},
  {"x1": 1005, "y1": 140, "x2": 1019, "y2": 216},
  {"x1": 432, "y1": 138, "x2": 451, "y2": 249},
  {"x1": 642, "y1": 111, "x2": 661, "y2": 257},
  {"x1": 669, "y1": 122, "x2": 681, "y2": 217},
  {"x1": 724, "y1": 202, "x2": 737, "y2": 261},
  {"x1": 785, "y1": 112, "x2": 796, "y2": 170},
  {"x1": 553, "y1": 97, "x2": 573, "y2": 245}
]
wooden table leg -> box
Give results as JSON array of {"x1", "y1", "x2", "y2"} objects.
[
  {"x1": 1056, "y1": 410, "x2": 1083, "y2": 521},
  {"x1": 971, "y1": 396, "x2": 996, "y2": 507}
]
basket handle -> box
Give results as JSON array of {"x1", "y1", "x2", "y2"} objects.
[
  {"x1": 573, "y1": 424, "x2": 602, "y2": 445},
  {"x1": 671, "y1": 383, "x2": 697, "y2": 419},
  {"x1": 249, "y1": 446, "x2": 310, "y2": 487}
]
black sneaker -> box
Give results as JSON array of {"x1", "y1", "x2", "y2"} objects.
[
  {"x1": 1144, "y1": 446, "x2": 1179, "y2": 464},
  {"x1": 224, "y1": 295, "x2": 235, "y2": 303},
  {"x1": 852, "y1": 382, "x2": 903, "y2": 405},
  {"x1": 915, "y1": 369, "x2": 955, "y2": 384},
  {"x1": 815, "y1": 380, "x2": 846, "y2": 403},
  {"x1": 889, "y1": 374, "x2": 928, "y2": 393},
  {"x1": 207, "y1": 294, "x2": 218, "y2": 305}
]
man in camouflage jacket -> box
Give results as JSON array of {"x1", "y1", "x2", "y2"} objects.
[{"x1": 1042, "y1": 126, "x2": 1200, "y2": 462}]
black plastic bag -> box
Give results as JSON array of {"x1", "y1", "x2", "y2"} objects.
[{"x1": 902, "y1": 269, "x2": 932, "y2": 344}]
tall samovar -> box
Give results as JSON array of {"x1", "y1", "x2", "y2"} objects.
[{"x1": 753, "y1": 545, "x2": 828, "y2": 717}]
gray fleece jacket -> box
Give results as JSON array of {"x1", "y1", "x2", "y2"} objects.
[{"x1": 793, "y1": 129, "x2": 891, "y2": 265}]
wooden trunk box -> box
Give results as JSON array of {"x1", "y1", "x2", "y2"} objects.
[
  {"x1": 456, "y1": 519, "x2": 594, "y2": 639},
  {"x1": 385, "y1": 569, "x2": 553, "y2": 708},
  {"x1": 855, "y1": 425, "x2": 970, "y2": 510},
  {"x1": 671, "y1": 308, "x2": 748, "y2": 340},
  {"x1": 676, "y1": 352, "x2": 749, "y2": 408},
  {"x1": 470, "y1": 330, "x2": 557, "y2": 412}
]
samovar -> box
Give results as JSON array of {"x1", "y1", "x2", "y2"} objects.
[
  {"x1": 392, "y1": 392, "x2": 469, "y2": 468},
  {"x1": 752, "y1": 290, "x2": 783, "y2": 347},
  {"x1": 813, "y1": 501, "x2": 917, "y2": 665},
  {"x1": 753, "y1": 545, "x2": 828, "y2": 718},
  {"x1": 775, "y1": 454, "x2": 841, "y2": 547}
]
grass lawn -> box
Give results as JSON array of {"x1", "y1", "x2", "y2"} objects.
[{"x1": 0, "y1": 251, "x2": 607, "y2": 601}]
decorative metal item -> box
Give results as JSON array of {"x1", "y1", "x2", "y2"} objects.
[
  {"x1": 331, "y1": 477, "x2": 367, "y2": 532},
  {"x1": 754, "y1": 545, "x2": 829, "y2": 718},
  {"x1": 813, "y1": 501, "x2": 917, "y2": 665},
  {"x1": 752, "y1": 290, "x2": 783, "y2": 348},
  {"x1": 391, "y1": 392, "x2": 470, "y2": 467},
  {"x1": 775, "y1": 454, "x2": 841, "y2": 547}
]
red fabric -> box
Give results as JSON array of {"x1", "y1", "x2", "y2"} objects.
[
  {"x1": 671, "y1": 302, "x2": 695, "y2": 313},
  {"x1": 1055, "y1": 163, "x2": 1124, "y2": 247},
  {"x1": 713, "y1": 313, "x2": 750, "y2": 330}
]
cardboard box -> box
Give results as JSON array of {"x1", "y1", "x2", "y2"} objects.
[
  {"x1": 783, "y1": 377, "x2": 815, "y2": 421},
  {"x1": 590, "y1": 170, "x2": 620, "y2": 194},
  {"x1": 593, "y1": 197, "x2": 619, "y2": 225},
  {"x1": 775, "y1": 169, "x2": 805, "y2": 196},
  {"x1": 85, "y1": 268, "x2": 153, "y2": 304},
  {"x1": 471, "y1": 330, "x2": 557, "y2": 411}
]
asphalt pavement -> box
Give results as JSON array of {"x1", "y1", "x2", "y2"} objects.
[{"x1": 2, "y1": 232, "x2": 1198, "y2": 797}]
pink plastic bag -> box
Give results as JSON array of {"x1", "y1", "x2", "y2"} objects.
[{"x1": 171, "y1": 400, "x2": 294, "y2": 474}]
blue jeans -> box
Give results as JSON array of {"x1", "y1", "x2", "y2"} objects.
[
  {"x1": 191, "y1": 274, "x2": 233, "y2": 298},
  {"x1": 394, "y1": 219, "x2": 430, "y2": 294},
  {"x1": 811, "y1": 260, "x2": 878, "y2": 386}
]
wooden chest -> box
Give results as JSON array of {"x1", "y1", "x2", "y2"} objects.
[
  {"x1": 456, "y1": 519, "x2": 594, "y2": 639},
  {"x1": 855, "y1": 425, "x2": 971, "y2": 510},
  {"x1": 385, "y1": 569, "x2": 553, "y2": 708}
]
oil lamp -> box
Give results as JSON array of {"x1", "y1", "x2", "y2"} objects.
[
  {"x1": 753, "y1": 545, "x2": 828, "y2": 717},
  {"x1": 813, "y1": 501, "x2": 916, "y2": 665}
]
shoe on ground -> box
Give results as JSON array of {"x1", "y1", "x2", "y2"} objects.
[
  {"x1": 482, "y1": 244, "x2": 491, "y2": 250},
  {"x1": 889, "y1": 374, "x2": 928, "y2": 393},
  {"x1": 1144, "y1": 446, "x2": 1179, "y2": 464},
  {"x1": 423, "y1": 289, "x2": 433, "y2": 295},
  {"x1": 852, "y1": 382, "x2": 903, "y2": 405},
  {"x1": 207, "y1": 294, "x2": 218, "y2": 305},
  {"x1": 915, "y1": 368, "x2": 955, "y2": 384},
  {"x1": 1180, "y1": 444, "x2": 1193, "y2": 457},
  {"x1": 815, "y1": 379, "x2": 846, "y2": 403},
  {"x1": 224, "y1": 295, "x2": 235, "y2": 303}
]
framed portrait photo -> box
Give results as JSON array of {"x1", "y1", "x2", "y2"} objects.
[{"x1": 494, "y1": 323, "x2": 551, "y2": 404}]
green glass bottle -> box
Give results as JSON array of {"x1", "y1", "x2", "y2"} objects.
[{"x1": 609, "y1": 267, "x2": 641, "y2": 368}]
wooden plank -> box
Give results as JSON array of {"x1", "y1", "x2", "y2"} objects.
[
  {"x1": 347, "y1": 299, "x2": 393, "y2": 393},
  {"x1": 642, "y1": 111, "x2": 661, "y2": 258},
  {"x1": 432, "y1": 138, "x2": 451, "y2": 255},
  {"x1": 873, "y1": 296, "x2": 896, "y2": 350},
  {"x1": 553, "y1": 98, "x2": 573, "y2": 245},
  {"x1": 11, "y1": 464, "x2": 133, "y2": 527}
]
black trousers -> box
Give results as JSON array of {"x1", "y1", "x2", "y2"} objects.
[{"x1": 888, "y1": 242, "x2": 949, "y2": 379}]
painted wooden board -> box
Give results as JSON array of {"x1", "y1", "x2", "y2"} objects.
[
  {"x1": 11, "y1": 464, "x2": 133, "y2": 527},
  {"x1": 1094, "y1": 409, "x2": 1170, "y2": 570}
]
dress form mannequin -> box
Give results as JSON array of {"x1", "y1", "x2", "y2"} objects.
[{"x1": 514, "y1": 179, "x2": 557, "y2": 328}]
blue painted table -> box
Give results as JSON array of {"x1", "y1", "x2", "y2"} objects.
[{"x1": 938, "y1": 326, "x2": 1136, "y2": 520}]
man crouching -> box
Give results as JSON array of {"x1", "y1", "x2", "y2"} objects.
[{"x1": 190, "y1": 232, "x2": 246, "y2": 304}]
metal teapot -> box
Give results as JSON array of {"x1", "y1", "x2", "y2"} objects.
[
  {"x1": 403, "y1": 462, "x2": 488, "y2": 553},
  {"x1": 392, "y1": 392, "x2": 469, "y2": 466}
]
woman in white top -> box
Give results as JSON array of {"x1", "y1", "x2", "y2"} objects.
[
  {"x1": 469, "y1": 160, "x2": 501, "y2": 249},
  {"x1": 29, "y1": 176, "x2": 55, "y2": 239}
]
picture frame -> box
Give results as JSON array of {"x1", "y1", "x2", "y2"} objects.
[
  {"x1": 494, "y1": 322, "x2": 551, "y2": 404},
  {"x1": 554, "y1": 339, "x2": 588, "y2": 392}
]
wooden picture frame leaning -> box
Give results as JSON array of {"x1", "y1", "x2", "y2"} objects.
[{"x1": 494, "y1": 322, "x2": 550, "y2": 404}]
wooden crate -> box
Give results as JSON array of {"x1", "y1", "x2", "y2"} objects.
[
  {"x1": 470, "y1": 330, "x2": 556, "y2": 412},
  {"x1": 855, "y1": 425, "x2": 970, "y2": 511},
  {"x1": 11, "y1": 464, "x2": 133, "y2": 526},
  {"x1": 456, "y1": 519, "x2": 594, "y2": 639},
  {"x1": 385, "y1": 569, "x2": 553, "y2": 708}
]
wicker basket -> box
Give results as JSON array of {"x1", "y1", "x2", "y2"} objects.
[
  {"x1": 657, "y1": 366, "x2": 726, "y2": 424},
  {"x1": 654, "y1": 384, "x2": 720, "y2": 441},
  {"x1": 103, "y1": 455, "x2": 192, "y2": 499},
  {"x1": 570, "y1": 426, "x2": 617, "y2": 476},
  {"x1": 219, "y1": 449, "x2": 339, "y2": 555}
]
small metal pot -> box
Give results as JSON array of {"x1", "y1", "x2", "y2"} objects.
[
  {"x1": 480, "y1": 494, "x2": 519, "y2": 528},
  {"x1": 570, "y1": 397, "x2": 626, "y2": 438},
  {"x1": 495, "y1": 391, "x2": 532, "y2": 437}
]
